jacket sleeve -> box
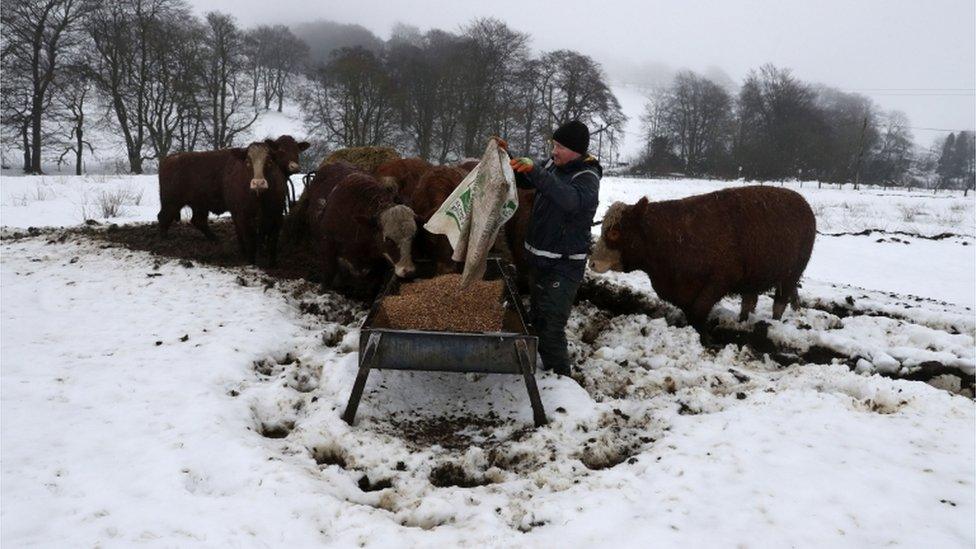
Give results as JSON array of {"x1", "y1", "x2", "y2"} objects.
[{"x1": 527, "y1": 164, "x2": 599, "y2": 213}]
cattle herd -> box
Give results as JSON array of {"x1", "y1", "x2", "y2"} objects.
[{"x1": 156, "y1": 135, "x2": 817, "y2": 342}]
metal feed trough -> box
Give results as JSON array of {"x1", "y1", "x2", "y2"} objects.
[{"x1": 342, "y1": 258, "x2": 547, "y2": 427}]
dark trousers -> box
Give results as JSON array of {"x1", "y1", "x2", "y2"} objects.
[{"x1": 528, "y1": 267, "x2": 581, "y2": 376}]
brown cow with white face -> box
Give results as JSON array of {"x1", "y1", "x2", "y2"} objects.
[
  {"x1": 312, "y1": 172, "x2": 418, "y2": 295},
  {"x1": 222, "y1": 140, "x2": 291, "y2": 266},
  {"x1": 590, "y1": 186, "x2": 816, "y2": 340}
]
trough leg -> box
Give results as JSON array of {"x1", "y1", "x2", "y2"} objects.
[
  {"x1": 342, "y1": 332, "x2": 381, "y2": 426},
  {"x1": 516, "y1": 339, "x2": 548, "y2": 427}
]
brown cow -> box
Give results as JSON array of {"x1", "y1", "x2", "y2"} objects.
[
  {"x1": 409, "y1": 165, "x2": 466, "y2": 272},
  {"x1": 589, "y1": 186, "x2": 816, "y2": 339},
  {"x1": 313, "y1": 173, "x2": 418, "y2": 293},
  {"x1": 157, "y1": 134, "x2": 309, "y2": 240},
  {"x1": 157, "y1": 148, "x2": 234, "y2": 240},
  {"x1": 270, "y1": 135, "x2": 311, "y2": 174},
  {"x1": 284, "y1": 160, "x2": 363, "y2": 243},
  {"x1": 375, "y1": 157, "x2": 433, "y2": 201},
  {"x1": 222, "y1": 140, "x2": 292, "y2": 266}
]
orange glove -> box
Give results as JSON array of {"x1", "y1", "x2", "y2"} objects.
[
  {"x1": 490, "y1": 135, "x2": 508, "y2": 150},
  {"x1": 509, "y1": 157, "x2": 533, "y2": 173}
]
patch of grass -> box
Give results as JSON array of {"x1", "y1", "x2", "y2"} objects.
[
  {"x1": 94, "y1": 186, "x2": 144, "y2": 218},
  {"x1": 897, "y1": 203, "x2": 926, "y2": 223}
]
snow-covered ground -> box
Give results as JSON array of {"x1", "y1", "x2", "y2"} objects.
[{"x1": 2, "y1": 174, "x2": 974, "y2": 546}]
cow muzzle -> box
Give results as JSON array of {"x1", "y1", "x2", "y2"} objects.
[
  {"x1": 589, "y1": 258, "x2": 612, "y2": 273},
  {"x1": 588, "y1": 238, "x2": 622, "y2": 273},
  {"x1": 288, "y1": 161, "x2": 300, "y2": 173},
  {"x1": 394, "y1": 259, "x2": 416, "y2": 279},
  {"x1": 250, "y1": 178, "x2": 269, "y2": 193}
]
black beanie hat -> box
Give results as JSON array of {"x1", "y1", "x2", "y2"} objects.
[{"x1": 552, "y1": 120, "x2": 589, "y2": 155}]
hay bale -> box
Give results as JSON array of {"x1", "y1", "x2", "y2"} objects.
[
  {"x1": 376, "y1": 274, "x2": 505, "y2": 333},
  {"x1": 319, "y1": 146, "x2": 400, "y2": 173}
]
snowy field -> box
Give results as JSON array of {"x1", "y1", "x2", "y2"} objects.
[{"x1": 2, "y1": 173, "x2": 975, "y2": 547}]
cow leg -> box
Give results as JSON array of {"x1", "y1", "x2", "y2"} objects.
[
  {"x1": 157, "y1": 204, "x2": 180, "y2": 238},
  {"x1": 190, "y1": 208, "x2": 218, "y2": 242},
  {"x1": 772, "y1": 284, "x2": 788, "y2": 320},
  {"x1": 788, "y1": 281, "x2": 802, "y2": 310},
  {"x1": 687, "y1": 286, "x2": 726, "y2": 346},
  {"x1": 264, "y1": 216, "x2": 282, "y2": 268},
  {"x1": 739, "y1": 292, "x2": 758, "y2": 322},
  {"x1": 231, "y1": 215, "x2": 256, "y2": 264},
  {"x1": 319, "y1": 237, "x2": 338, "y2": 289}
]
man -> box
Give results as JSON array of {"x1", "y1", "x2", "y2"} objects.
[{"x1": 507, "y1": 120, "x2": 602, "y2": 377}]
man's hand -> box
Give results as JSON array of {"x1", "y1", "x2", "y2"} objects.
[
  {"x1": 510, "y1": 157, "x2": 534, "y2": 173},
  {"x1": 490, "y1": 135, "x2": 508, "y2": 150}
]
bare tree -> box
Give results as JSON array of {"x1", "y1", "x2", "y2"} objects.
[
  {"x1": 143, "y1": 11, "x2": 204, "y2": 159},
  {"x1": 87, "y1": 0, "x2": 189, "y2": 173},
  {"x1": 54, "y1": 62, "x2": 96, "y2": 174},
  {"x1": 736, "y1": 64, "x2": 823, "y2": 180},
  {"x1": 426, "y1": 30, "x2": 468, "y2": 162},
  {"x1": 202, "y1": 12, "x2": 258, "y2": 149},
  {"x1": 245, "y1": 25, "x2": 307, "y2": 112},
  {"x1": 654, "y1": 71, "x2": 733, "y2": 175},
  {"x1": 387, "y1": 30, "x2": 469, "y2": 161},
  {"x1": 298, "y1": 47, "x2": 397, "y2": 148},
  {"x1": 2, "y1": 0, "x2": 90, "y2": 173},
  {"x1": 534, "y1": 49, "x2": 627, "y2": 161},
  {"x1": 386, "y1": 39, "x2": 438, "y2": 159},
  {"x1": 0, "y1": 64, "x2": 37, "y2": 171},
  {"x1": 867, "y1": 110, "x2": 914, "y2": 187},
  {"x1": 458, "y1": 18, "x2": 529, "y2": 156}
]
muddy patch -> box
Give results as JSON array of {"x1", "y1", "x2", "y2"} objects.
[
  {"x1": 88, "y1": 220, "x2": 321, "y2": 280},
  {"x1": 374, "y1": 413, "x2": 511, "y2": 451},
  {"x1": 258, "y1": 421, "x2": 294, "y2": 439},
  {"x1": 311, "y1": 443, "x2": 349, "y2": 468},
  {"x1": 357, "y1": 474, "x2": 393, "y2": 492},
  {"x1": 576, "y1": 276, "x2": 677, "y2": 320},
  {"x1": 428, "y1": 462, "x2": 490, "y2": 488}
]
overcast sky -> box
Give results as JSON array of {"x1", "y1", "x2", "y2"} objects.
[{"x1": 191, "y1": 0, "x2": 975, "y2": 147}]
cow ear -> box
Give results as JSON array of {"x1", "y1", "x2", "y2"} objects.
[
  {"x1": 264, "y1": 138, "x2": 278, "y2": 149},
  {"x1": 298, "y1": 141, "x2": 310, "y2": 152},
  {"x1": 607, "y1": 227, "x2": 621, "y2": 244}
]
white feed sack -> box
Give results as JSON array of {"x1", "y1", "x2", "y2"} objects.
[{"x1": 424, "y1": 139, "x2": 519, "y2": 288}]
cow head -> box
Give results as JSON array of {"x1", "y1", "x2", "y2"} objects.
[
  {"x1": 589, "y1": 201, "x2": 627, "y2": 273},
  {"x1": 380, "y1": 204, "x2": 418, "y2": 278},
  {"x1": 357, "y1": 204, "x2": 417, "y2": 279},
  {"x1": 271, "y1": 135, "x2": 311, "y2": 175},
  {"x1": 234, "y1": 142, "x2": 277, "y2": 195}
]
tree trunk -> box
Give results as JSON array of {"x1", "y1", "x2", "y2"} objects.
[
  {"x1": 21, "y1": 123, "x2": 32, "y2": 172},
  {"x1": 129, "y1": 150, "x2": 143, "y2": 174},
  {"x1": 75, "y1": 125, "x2": 84, "y2": 175},
  {"x1": 30, "y1": 99, "x2": 44, "y2": 174}
]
